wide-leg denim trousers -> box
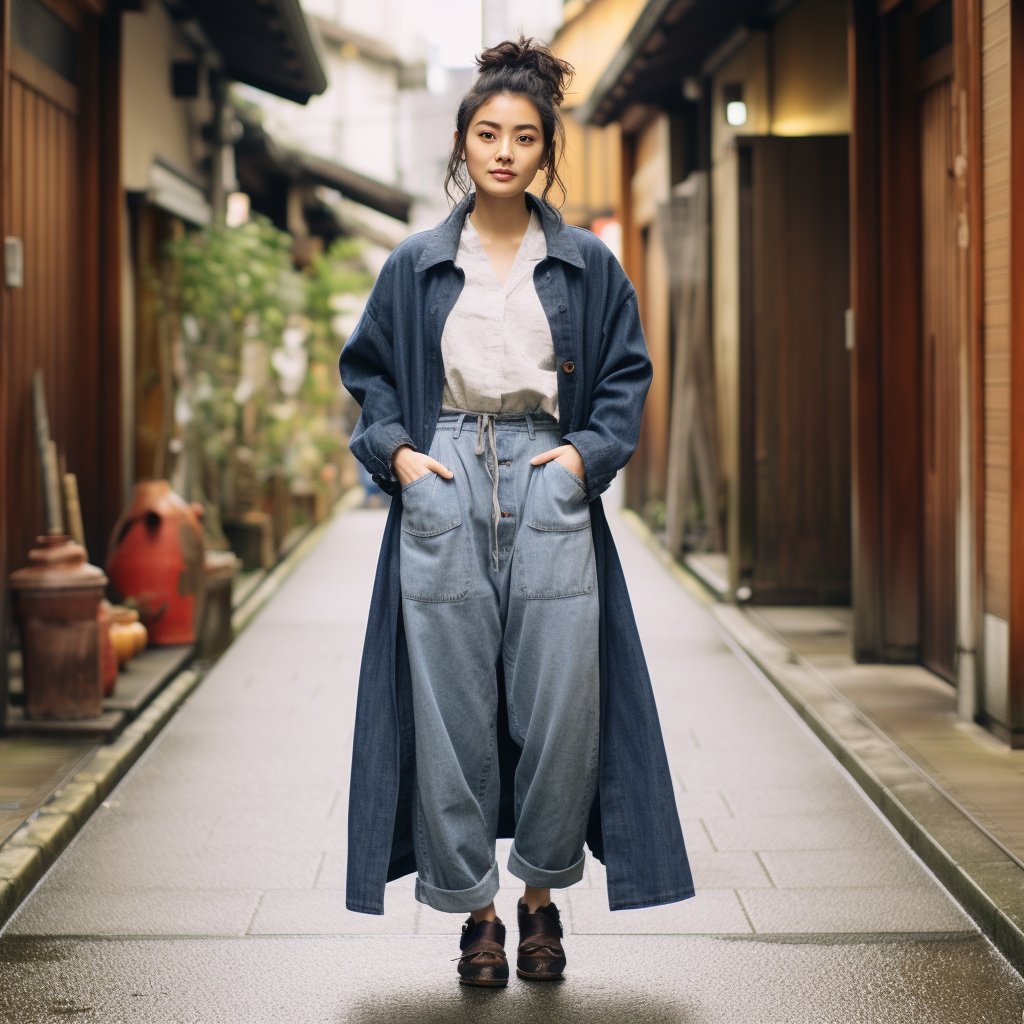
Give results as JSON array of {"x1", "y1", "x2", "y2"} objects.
[{"x1": 400, "y1": 411, "x2": 600, "y2": 914}]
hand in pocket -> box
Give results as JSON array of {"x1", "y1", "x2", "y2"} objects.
[
  {"x1": 529, "y1": 444, "x2": 585, "y2": 484},
  {"x1": 393, "y1": 445, "x2": 453, "y2": 487}
]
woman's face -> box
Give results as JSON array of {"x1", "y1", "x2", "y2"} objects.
[{"x1": 459, "y1": 92, "x2": 546, "y2": 201}]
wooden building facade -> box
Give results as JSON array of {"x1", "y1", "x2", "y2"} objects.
[
  {"x1": 0, "y1": 0, "x2": 326, "y2": 717},
  {"x1": 581, "y1": 0, "x2": 1024, "y2": 746}
]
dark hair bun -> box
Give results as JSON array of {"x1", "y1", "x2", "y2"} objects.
[{"x1": 475, "y1": 36, "x2": 574, "y2": 107}]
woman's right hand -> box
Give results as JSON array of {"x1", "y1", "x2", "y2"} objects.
[{"x1": 392, "y1": 445, "x2": 454, "y2": 487}]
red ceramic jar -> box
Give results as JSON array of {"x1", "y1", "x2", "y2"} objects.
[{"x1": 106, "y1": 480, "x2": 205, "y2": 646}]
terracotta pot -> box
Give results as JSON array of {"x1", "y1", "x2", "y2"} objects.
[
  {"x1": 109, "y1": 623, "x2": 136, "y2": 665},
  {"x1": 10, "y1": 536, "x2": 107, "y2": 719},
  {"x1": 106, "y1": 606, "x2": 147, "y2": 660},
  {"x1": 98, "y1": 601, "x2": 118, "y2": 696},
  {"x1": 106, "y1": 480, "x2": 205, "y2": 646}
]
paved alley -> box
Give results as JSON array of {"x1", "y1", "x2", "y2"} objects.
[{"x1": 0, "y1": 502, "x2": 1022, "y2": 1022}]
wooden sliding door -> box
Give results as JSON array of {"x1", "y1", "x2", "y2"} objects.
[{"x1": 736, "y1": 135, "x2": 852, "y2": 604}]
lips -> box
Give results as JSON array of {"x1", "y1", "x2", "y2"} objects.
[{"x1": 490, "y1": 170, "x2": 515, "y2": 181}]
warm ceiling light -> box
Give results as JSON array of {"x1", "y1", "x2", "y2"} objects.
[
  {"x1": 726, "y1": 101, "x2": 747, "y2": 126},
  {"x1": 723, "y1": 82, "x2": 746, "y2": 126}
]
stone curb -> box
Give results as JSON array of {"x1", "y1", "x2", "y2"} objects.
[
  {"x1": 0, "y1": 487, "x2": 364, "y2": 932},
  {"x1": 619, "y1": 511, "x2": 1024, "y2": 974}
]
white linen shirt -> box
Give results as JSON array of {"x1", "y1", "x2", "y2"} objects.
[{"x1": 441, "y1": 210, "x2": 558, "y2": 418}]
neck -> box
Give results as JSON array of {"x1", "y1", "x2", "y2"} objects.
[{"x1": 469, "y1": 190, "x2": 531, "y2": 239}]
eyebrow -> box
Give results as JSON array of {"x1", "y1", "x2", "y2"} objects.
[{"x1": 474, "y1": 119, "x2": 540, "y2": 131}]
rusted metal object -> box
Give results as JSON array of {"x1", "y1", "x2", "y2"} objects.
[
  {"x1": 106, "y1": 480, "x2": 205, "y2": 646},
  {"x1": 97, "y1": 600, "x2": 118, "y2": 696},
  {"x1": 9, "y1": 536, "x2": 107, "y2": 719}
]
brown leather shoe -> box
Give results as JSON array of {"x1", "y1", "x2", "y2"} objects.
[
  {"x1": 456, "y1": 917, "x2": 508, "y2": 987},
  {"x1": 516, "y1": 900, "x2": 566, "y2": 981}
]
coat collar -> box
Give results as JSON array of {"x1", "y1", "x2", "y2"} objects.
[{"x1": 415, "y1": 192, "x2": 585, "y2": 272}]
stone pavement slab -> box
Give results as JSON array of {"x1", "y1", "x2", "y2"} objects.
[
  {"x1": 748, "y1": 605, "x2": 1024, "y2": 862},
  {"x1": 0, "y1": 935, "x2": 1020, "y2": 1023},
  {"x1": 1, "y1": 501, "x2": 1023, "y2": 1022}
]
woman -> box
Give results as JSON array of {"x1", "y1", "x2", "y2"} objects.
[{"x1": 340, "y1": 38, "x2": 693, "y2": 988}]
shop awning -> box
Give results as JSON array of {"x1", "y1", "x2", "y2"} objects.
[
  {"x1": 173, "y1": 0, "x2": 327, "y2": 105},
  {"x1": 148, "y1": 159, "x2": 212, "y2": 225},
  {"x1": 579, "y1": 0, "x2": 782, "y2": 126},
  {"x1": 295, "y1": 154, "x2": 413, "y2": 224},
  {"x1": 234, "y1": 116, "x2": 414, "y2": 224}
]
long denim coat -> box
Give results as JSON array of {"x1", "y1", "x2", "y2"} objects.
[{"x1": 339, "y1": 194, "x2": 694, "y2": 913}]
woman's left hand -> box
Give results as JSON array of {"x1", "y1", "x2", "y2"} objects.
[{"x1": 530, "y1": 444, "x2": 586, "y2": 483}]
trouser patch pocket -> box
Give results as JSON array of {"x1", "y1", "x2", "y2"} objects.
[
  {"x1": 516, "y1": 462, "x2": 595, "y2": 600},
  {"x1": 401, "y1": 471, "x2": 470, "y2": 602}
]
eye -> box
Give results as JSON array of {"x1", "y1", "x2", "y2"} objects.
[
  {"x1": 517, "y1": 134, "x2": 535, "y2": 144},
  {"x1": 479, "y1": 131, "x2": 495, "y2": 140}
]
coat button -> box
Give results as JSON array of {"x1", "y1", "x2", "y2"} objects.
[
  {"x1": 558, "y1": 304, "x2": 566, "y2": 312},
  {"x1": 562, "y1": 360, "x2": 575, "y2": 374}
]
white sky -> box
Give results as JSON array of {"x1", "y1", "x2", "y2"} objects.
[{"x1": 398, "y1": 0, "x2": 483, "y2": 68}]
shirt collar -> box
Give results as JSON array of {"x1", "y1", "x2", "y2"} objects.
[{"x1": 415, "y1": 192, "x2": 585, "y2": 272}]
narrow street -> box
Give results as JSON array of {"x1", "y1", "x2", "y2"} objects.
[{"x1": 0, "y1": 500, "x2": 1021, "y2": 1023}]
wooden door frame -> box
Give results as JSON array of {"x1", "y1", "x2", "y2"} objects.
[
  {"x1": 1, "y1": 0, "x2": 11, "y2": 721},
  {"x1": 850, "y1": 0, "x2": 964, "y2": 664},
  {"x1": 955, "y1": 0, "x2": 984, "y2": 718},
  {"x1": 620, "y1": 127, "x2": 648, "y2": 514},
  {"x1": 1008, "y1": 0, "x2": 1024, "y2": 741},
  {"x1": 849, "y1": 0, "x2": 885, "y2": 658}
]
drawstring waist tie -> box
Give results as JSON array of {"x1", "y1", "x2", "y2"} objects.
[
  {"x1": 444, "y1": 410, "x2": 546, "y2": 573},
  {"x1": 476, "y1": 415, "x2": 502, "y2": 573}
]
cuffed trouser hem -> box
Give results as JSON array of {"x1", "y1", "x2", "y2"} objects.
[
  {"x1": 506, "y1": 842, "x2": 586, "y2": 889},
  {"x1": 414, "y1": 861, "x2": 500, "y2": 914}
]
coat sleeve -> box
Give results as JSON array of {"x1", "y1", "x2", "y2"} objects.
[
  {"x1": 338, "y1": 260, "x2": 415, "y2": 493},
  {"x1": 563, "y1": 257, "x2": 653, "y2": 500}
]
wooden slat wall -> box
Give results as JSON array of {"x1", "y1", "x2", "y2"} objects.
[
  {"x1": 4, "y1": 71, "x2": 86, "y2": 577},
  {"x1": 981, "y1": 0, "x2": 1011, "y2": 622}
]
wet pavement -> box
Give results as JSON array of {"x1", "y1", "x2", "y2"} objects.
[{"x1": 1, "y1": 500, "x2": 1022, "y2": 1022}]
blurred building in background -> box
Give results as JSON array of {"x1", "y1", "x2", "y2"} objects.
[
  {"x1": 573, "y1": 0, "x2": 1022, "y2": 748},
  {"x1": 4, "y1": 0, "x2": 1020, "y2": 749}
]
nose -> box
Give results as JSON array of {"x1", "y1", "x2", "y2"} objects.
[{"x1": 496, "y1": 135, "x2": 513, "y2": 163}]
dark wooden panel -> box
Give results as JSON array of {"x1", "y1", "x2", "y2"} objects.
[
  {"x1": 850, "y1": 0, "x2": 885, "y2": 657},
  {"x1": 919, "y1": 74, "x2": 960, "y2": 682},
  {"x1": 738, "y1": 135, "x2": 852, "y2": 604},
  {"x1": 72, "y1": 12, "x2": 120, "y2": 555},
  {"x1": 879, "y1": 2, "x2": 924, "y2": 659}
]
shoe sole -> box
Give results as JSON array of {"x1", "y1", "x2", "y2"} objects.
[
  {"x1": 459, "y1": 977, "x2": 508, "y2": 988},
  {"x1": 516, "y1": 968, "x2": 564, "y2": 981}
]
